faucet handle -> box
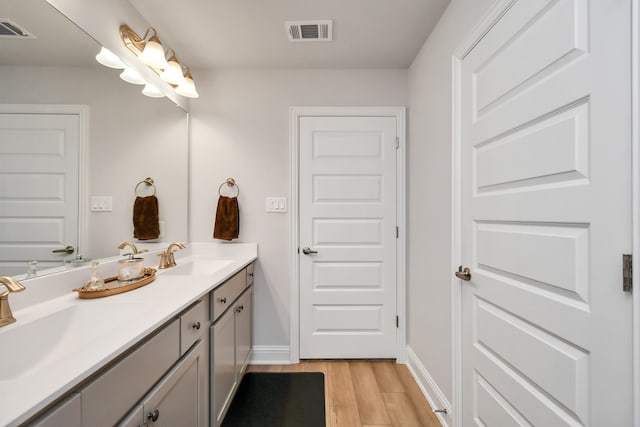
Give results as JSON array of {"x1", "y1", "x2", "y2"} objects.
[
  {"x1": 0, "y1": 276, "x2": 25, "y2": 296},
  {"x1": 0, "y1": 276, "x2": 25, "y2": 327}
]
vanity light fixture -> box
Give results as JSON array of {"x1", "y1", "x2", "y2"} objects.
[
  {"x1": 119, "y1": 67, "x2": 147, "y2": 85},
  {"x1": 142, "y1": 83, "x2": 165, "y2": 98},
  {"x1": 175, "y1": 68, "x2": 199, "y2": 98},
  {"x1": 120, "y1": 24, "x2": 198, "y2": 99},
  {"x1": 95, "y1": 47, "x2": 125, "y2": 69}
]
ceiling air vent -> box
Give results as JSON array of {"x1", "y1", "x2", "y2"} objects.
[
  {"x1": 0, "y1": 19, "x2": 35, "y2": 39},
  {"x1": 285, "y1": 20, "x2": 333, "y2": 42}
]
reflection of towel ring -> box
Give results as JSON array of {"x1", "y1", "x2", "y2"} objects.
[
  {"x1": 135, "y1": 177, "x2": 156, "y2": 196},
  {"x1": 218, "y1": 177, "x2": 239, "y2": 197}
]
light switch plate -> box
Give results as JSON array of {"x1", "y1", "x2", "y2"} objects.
[
  {"x1": 266, "y1": 197, "x2": 287, "y2": 213},
  {"x1": 90, "y1": 196, "x2": 113, "y2": 212}
]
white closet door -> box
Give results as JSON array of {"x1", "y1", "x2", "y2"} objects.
[{"x1": 459, "y1": 0, "x2": 632, "y2": 425}]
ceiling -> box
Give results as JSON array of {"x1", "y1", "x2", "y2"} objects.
[
  {"x1": 129, "y1": 0, "x2": 451, "y2": 69},
  {"x1": 0, "y1": 0, "x2": 451, "y2": 70},
  {"x1": 0, "y1": 0, "x2": 99, "y2": 66}
]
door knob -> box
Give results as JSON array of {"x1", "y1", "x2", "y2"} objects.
[
  {"x1": 455, "y1": 265, "x2": 471, "y2": 281},
  {"x1": 52, "y1": 245, "x2": 75, "y2": 255},
  {"x1": 302, "y1": 247, "x2": 318, "y2": 255}
]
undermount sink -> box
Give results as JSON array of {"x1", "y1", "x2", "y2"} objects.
[
  {"x1": 0, "y1": 303, "x2": 143, "y2": 381},
  {"x1": 160, "y1": 259, "x2": 232, "y2": 276}
]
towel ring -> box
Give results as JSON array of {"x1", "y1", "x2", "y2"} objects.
[
  {"x1": 218, "y1": 178, "x2": 239, "y2": 197},
  {"x1": 135, "y1": 177, "x2": 156, "y2": 196}
]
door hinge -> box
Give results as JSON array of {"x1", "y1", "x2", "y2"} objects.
[
  {"x1": 396, "y1": 226, "x2": 399, "y2": 238},
  {"x1": 395, "y1": 136, "x2": 400, "y2": 149},
  {"x1": 623, "y1": 254, "x2": 632, "y2": 292},
  {"x1": 396, "y1": 315, "x2": 399, "y2": 328}
]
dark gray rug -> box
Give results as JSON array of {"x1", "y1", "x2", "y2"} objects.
[{"x1": 221, "y1": 372, "x2": 326, "y2": 427}]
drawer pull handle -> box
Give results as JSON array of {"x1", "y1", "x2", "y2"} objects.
[
  {"x1": 218, "y1": 297, "x2": 227, "y2": 304},
  {"x1": 192, "y1": 321, "x2": 201, "y2": 330},
  {"x1": 236, "y1": 305, "x2": 244, "y2": 313},
  {"x1": 148, "y1": 409, "x2": 160, "y2": 422}
]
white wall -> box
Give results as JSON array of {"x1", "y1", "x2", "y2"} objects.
[
  {"x1": 406, "y1": 0, "x2": 495, "y2": 414},
  {"x1": 0, "y1": 65, "x2": 188, "y2": 260},
  {"x1": 189, "y1": 69, "x2": 408, "y2": 349}
]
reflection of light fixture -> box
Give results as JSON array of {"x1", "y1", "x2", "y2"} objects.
[
  {"x1": 120, "y1": 24, "x2": 197, "y2": 99},
  {"x1": 160, "y1": 50, "x2": 186, "y2": 86},
  {"x1": 175, "y1": 68, "x2": 199, "y2": 98},
  {"x1": 142, "y1": 83, "x2": 165, "y2": 98},
  {"x1": 95, "y1": 47, "x2": 125, "y2": 69},
  {"x1": 120, "y1": 67, "x2": 147, "y2": 85}
]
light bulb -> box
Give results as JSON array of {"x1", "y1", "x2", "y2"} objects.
[
  {"x1": 175, "y1": 72, "x2": 199, "y2": 98},
  {"x1": 95, "y1": 47, "x2": 125, "y2": 69},
  {"x1": 119, "y1": 67, "x2": 147, "y2": 85},
  {"x1": 142, "y1": 83, "x2": 165, "y2": 98},
  {"x1": 138, "y1": 35, "x2": 168, "y2": 69}
]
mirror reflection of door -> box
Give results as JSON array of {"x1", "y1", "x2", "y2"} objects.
[{"x1": 0, "y1": 108, "x2": 82, "y2": 276}]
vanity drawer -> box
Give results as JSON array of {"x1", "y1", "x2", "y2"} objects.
[
  {"x1": 180, "y1": 299, "x2": 207, "y2": 355},
  {"x1": 246, "y1": 263, "x2": 254, "y2": 287},
  {"x1": 211, "y1": 270, "x2": 245, "y2": 321},
  {"x1": 82, "y1": 319, "x2": 180, "y2": 427}
]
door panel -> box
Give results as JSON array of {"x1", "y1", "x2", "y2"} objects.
[
  {"x1": 299, "y1": 116, "x2": 397, "y2": 358},
  {"x1": 0, "y1": 112, "x2": 80, "y2": 275},
  {"x1": 460, "y1": 0, "x2": 632, "y2": 425}
]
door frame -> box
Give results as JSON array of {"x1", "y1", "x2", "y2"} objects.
[
  {"x1": 289, "y1": 106, "x2": 407, "y2": 363},
  {"x1": 0, "y1": 104, "x2": 89, "y2": 259},
  {"x1": 451, "y1": 1, "x2": 640, "y2": 426}
]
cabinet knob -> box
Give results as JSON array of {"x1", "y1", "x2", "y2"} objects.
[
  {"x1": 147, "y1": 409, "x2": 160, "y2": 422},
  {"x1": 192, "y1": 321, "x2": 201, "y2": 330},
  {"x1": 218, "y1": 297, "x2": 227, "y2": 304}
]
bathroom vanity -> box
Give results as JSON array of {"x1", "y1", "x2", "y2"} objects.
[{"x1": 0, "y1": 243, "x2": 256, "y2": 427}]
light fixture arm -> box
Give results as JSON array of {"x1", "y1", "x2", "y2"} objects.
[{"x1": 120, "y1": 24, "x2": 149, "y2": 55}]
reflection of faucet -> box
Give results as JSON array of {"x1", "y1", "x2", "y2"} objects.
[
  {"x1": 158, "y1": 242, "x2": 185, "y2": 269},
  {"x1": 118, "y1": 241, "x2": 140, "y2": 255},
  {"x1": 0, "y1": 276, "x2": 26, "y2": 327}
]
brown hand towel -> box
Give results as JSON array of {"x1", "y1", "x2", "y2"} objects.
[
  {"x1": 133, "y1": 195, "x2": 160, "y2": 240},
  {"x1": 213, "y1": 196, "x2": 239, "y2": 241}
]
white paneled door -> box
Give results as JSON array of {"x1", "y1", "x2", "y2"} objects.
[
  {"x1": 0, "y1": 112, "x2": 80, "y2": 275},
  {"x1": 459, "y1": 0, "x2": 632, "y2": 425},
  {"x1": 299, "y1": 115, "x2": 398, "y2": 358}
]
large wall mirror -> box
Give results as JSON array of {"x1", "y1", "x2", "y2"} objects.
[{"x1": 0, "y1": 0, "x2": 189, "y2": 277}]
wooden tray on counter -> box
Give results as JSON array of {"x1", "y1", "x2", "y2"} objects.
[{"x1": 73, "y1": 268, "x2": 157, "y2": 299}]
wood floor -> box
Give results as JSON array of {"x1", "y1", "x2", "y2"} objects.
[{"x1": 247, "y1": 361, "x2": 442, "y2": 427}]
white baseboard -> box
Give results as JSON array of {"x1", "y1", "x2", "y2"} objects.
[
  {"x1": 249, "y1": 346, "x2": 292, "y2": 365},
  {"x1": 406, "y1": 346, "x2": 453, "y2": 427}
]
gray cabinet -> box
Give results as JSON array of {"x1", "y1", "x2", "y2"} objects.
[
  {"x1": 138, "y1": 340, "x2": 205, "y2": 427},
  {"x1": 30, "y1": 393, "x2": 81, "y2": 427},
  {"x1": 235, "y1": 287, "x2": 252, "y2": 380},
  {"x1": 212, "y1": 305, "x2": 237, "y2": 427},
  {"x1": 82, "y1": 320, "x2": 180, "y2": 427},
  {"x1": 28, "y1": 299, "x2": 210, "y2": 427},
  {"x1": 210, "y1": 264, "x2": 254, "y2": 427}
]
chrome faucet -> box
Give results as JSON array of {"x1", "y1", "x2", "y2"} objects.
[
  {"x1": 118, "y1": 241, "x2": 140, "y2": 255},
  {"x1": 158, "y1": 242, "x2": 185, "y2": 269},
  {"x1": 0, "y1": 276, "x2": 25, "y2": 327}
]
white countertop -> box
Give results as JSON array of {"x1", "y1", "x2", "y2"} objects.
[{"x1": 0, "y1": 242, "x2": 257, "y2": 427}]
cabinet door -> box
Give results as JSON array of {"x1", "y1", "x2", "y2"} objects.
[
  {"x1": 117, "y1": 404, "x2": 143, "y2": 427},
  {"x1": 235, "y1": 288, "x2": 253, "y2": 379},
  {"x1": 30, "y1": 393, "x2": 81, "y2": 427},
  {"x1": 141, "y1": 340, "x2": 205, "y2": 427},
  {"x1": 212, "y1": 308, "x2": 236, "y2": 427}
]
